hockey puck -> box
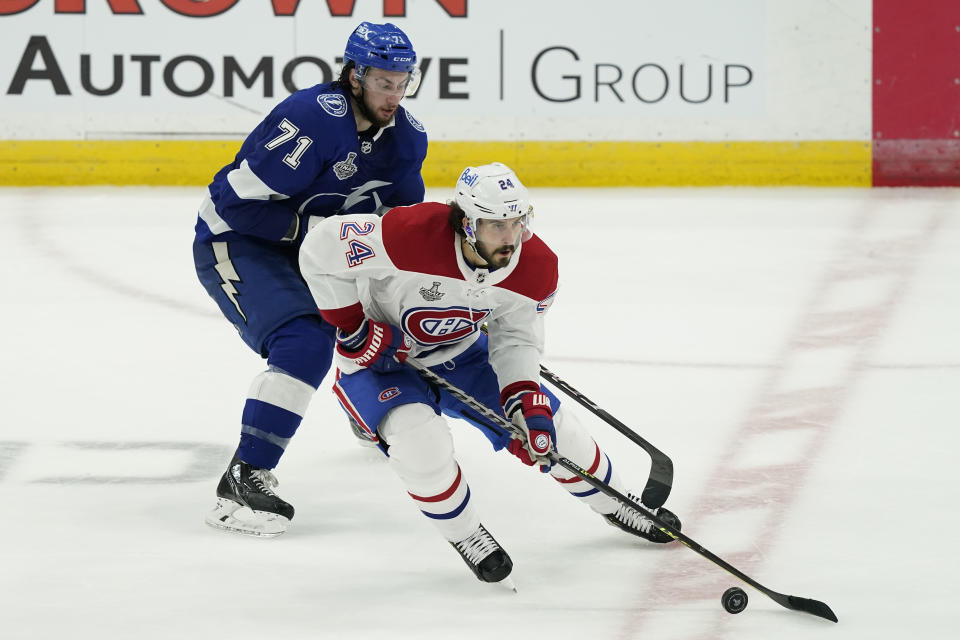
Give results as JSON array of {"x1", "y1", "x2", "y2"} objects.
[{"x1": 721, "y1": 587, "x2": 748, "y2": 614}]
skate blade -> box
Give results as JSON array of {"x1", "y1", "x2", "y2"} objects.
[
  {"x1": 354, "y1": 437, "x2": 380, "y2": 449},
  {"x1": 204, "y1": 498, "x2": 289, "y2": 538},
  {"x1": 498, "y1": 576, "x2": 518, "y2": 593}
]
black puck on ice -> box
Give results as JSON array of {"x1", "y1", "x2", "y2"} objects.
[{"x1": 721, "y1": 587, "x2": 748, "y2": 614}]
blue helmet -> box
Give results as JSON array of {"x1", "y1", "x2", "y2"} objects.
[{"x1": 344, "y1": 22, "x2": 417, "y2": 76}]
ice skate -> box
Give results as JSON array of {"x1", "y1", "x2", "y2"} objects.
[
  {"x1": 450, "y1": 524, "x2": 514, "y2": 586},
  {"x1": 604, "y1": 493, "x2": 681, "y2": 544},
  {"x1": 348, "y1": 415, "x2": 380, "y2": 448},
  {"x1": 204, "y1": 453, "x2": 294, "y2": 537}
]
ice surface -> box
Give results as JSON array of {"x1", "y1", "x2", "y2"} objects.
[{"x1": 1, "y1": 186, "x2": 957, "y2": 639}]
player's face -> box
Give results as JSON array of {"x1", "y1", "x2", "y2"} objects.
[
  {"x1": 357, "y1": 68, "x2": 410, "y2": 126},
  {"x1": 472, "y1": 216, "x2": 526, "y2": 268}
]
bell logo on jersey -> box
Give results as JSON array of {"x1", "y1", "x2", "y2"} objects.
[{"x1": 402, "y1": 307, "x2": 490, "y2": 346}]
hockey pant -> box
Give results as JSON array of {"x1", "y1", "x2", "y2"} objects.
[{"x1": 193, "y1": 235, "x2": 336, "y2": 469}]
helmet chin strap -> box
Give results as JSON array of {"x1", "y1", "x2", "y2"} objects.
[
  {"x1": 463, "y1": 221, "x2": 477, "y2": 247},
  {"x1": 461, "y1": 224, "x2": 489, "y2": 267},
  {"x1": 462, "y1": 222, "x2": 521, "y2": 269}
]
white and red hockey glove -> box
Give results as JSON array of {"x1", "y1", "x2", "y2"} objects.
[
  {"x1": 336, "y1": 318, "x2": 412, "y2": 374},
  {"x1": 502, "y1": 383, "x2": 556, "y2": 473}
]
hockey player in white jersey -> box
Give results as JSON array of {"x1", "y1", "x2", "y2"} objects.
[{"x1": 299, "y1": 163, "x2": 681, "y2": 583}]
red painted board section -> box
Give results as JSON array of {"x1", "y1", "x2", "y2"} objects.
[{"x1": 873, "y1": 1, "x2": 960, "y2": 186}]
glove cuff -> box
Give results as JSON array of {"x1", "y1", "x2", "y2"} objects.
[
  {"x1": 319, "y1": 302, "x2": 365, "y2": 335},
  {"x1": 336, "y1": 322, "x2": 370, "y2": 352},
  {"x1": 521, "y1": 393, "x2": 552, "y2": 420},
  {"x1": 501, "y1": 380, "x2": 541, "y2": 417}
]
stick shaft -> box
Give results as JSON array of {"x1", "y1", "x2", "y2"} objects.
[{"x1": 408, "y1": 358, "x2": 837, "y2": 622}]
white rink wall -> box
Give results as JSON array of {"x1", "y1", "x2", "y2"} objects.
[{"x1": 0, "y1": 0, "x2": 871, "y2": 142}]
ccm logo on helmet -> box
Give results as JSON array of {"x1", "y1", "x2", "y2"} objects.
[{"x1": 401, "y1": 307, "x2": 490, "y2": 346}]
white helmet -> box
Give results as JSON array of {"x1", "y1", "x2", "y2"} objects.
[{"x1": 454, "y1": 163, "x2": 533, "y2": 247}]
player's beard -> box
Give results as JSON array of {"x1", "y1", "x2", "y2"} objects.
[
  {"x1": 359, "y1": 91, "x2": 397, "y2": 128},
  {"x1": 475, "y1": 242, "x2": 516, "y2": 269}
]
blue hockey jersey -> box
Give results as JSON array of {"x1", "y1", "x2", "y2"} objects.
[{"x1": 194, "y1": 81, "x2": 428, "y2": 245}]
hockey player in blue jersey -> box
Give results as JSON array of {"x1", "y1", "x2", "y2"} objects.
[{"x1": 192, "y1": 22, "x2": 428, "y2": 536}]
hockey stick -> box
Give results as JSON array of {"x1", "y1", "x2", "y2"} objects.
[
  {"x1": 538, "y1": 364, "x2": 674, "y2": 509},
  {"x1": 407, "y1": 358, "x2": 838, "y2": 623},
  {"x1": 476, "y1": 325, "x2": 673, "y2": 508}
]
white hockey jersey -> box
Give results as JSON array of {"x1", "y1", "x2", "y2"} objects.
[{"x1": 298, "y1": 202, "x2": 559, "y2": 391}]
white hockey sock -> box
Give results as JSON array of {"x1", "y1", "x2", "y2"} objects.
[
  {"x1": 550, "y1": 408, "x2": 622, "y2": 515},
  {"x1": 380, "y1": 404, "x2": 481, "y2": 542}
]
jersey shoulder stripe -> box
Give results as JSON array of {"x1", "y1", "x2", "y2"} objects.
[
  {"x1": 497, "y1": 234, "x2": 559, "y2": 302},
  {"x1": 381, "y1": 203, "x2": 461, "y2": 278}
]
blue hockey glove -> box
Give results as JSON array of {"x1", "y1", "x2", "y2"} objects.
[
  {"x1": 336, "y1": 319, "x2": 412, "y2": 374},
  {"x1": 504, "y1": 389, "x2": 556, "y2": 473}
]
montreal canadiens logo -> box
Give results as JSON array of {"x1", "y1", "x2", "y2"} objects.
[
  {"x1": 379, "y1": 387, "x2": 401, "y2": 402},
  {"x1": 401, "y1": 306, "x2": 490, "y2": 346}
]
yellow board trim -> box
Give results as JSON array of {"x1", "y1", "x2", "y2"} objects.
[{"x1": 0, "y1": 140, "x2": 871, "y2": 187}]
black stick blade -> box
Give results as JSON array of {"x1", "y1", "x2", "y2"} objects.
[
  {"x1": 786, "y1": 596, "x2": 838, "y2": 623},
  {"x1": 640, "y1": 477, "x2": 672, "y2": 509}
]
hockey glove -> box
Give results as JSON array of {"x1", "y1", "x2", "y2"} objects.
[
  {"x1": 504, "y1": 387, "x2": 556, "y2": 473},
  {"x1": 336, "y1": 319, "x2": 412, "y2": 374}
]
